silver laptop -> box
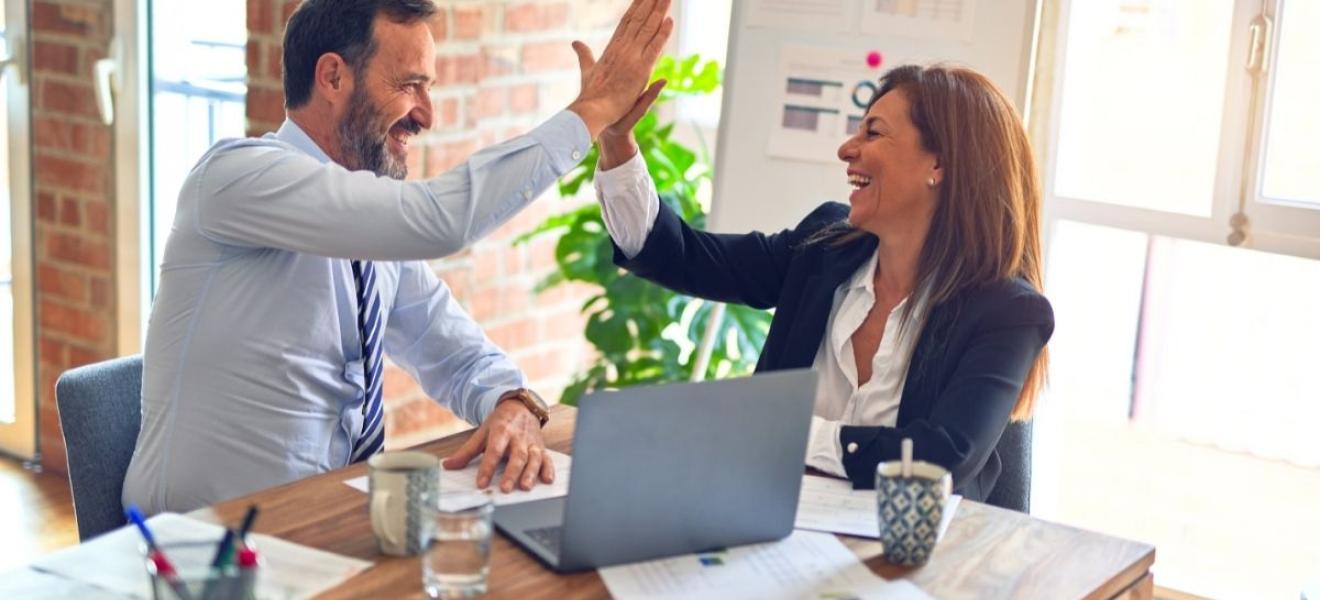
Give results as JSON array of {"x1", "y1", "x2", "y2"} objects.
[{"x1": 494, "y1": 369, "x2": 817, "y2": 572}]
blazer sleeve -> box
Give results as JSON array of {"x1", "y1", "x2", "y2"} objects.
[
  {"x1": 838, "y1": 291, "x2": 1054, "y2": 489},
  {"x1": 613, "y1": 200, "x2": 843, "y2": 309}
]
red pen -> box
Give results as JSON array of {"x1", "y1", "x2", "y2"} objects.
[{"x1": 237, "y1": 545, "x2": 260, "y2": 598}]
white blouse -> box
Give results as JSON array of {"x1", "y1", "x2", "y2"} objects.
[{"x1": 595, "y1": 153, "x2": 926, "y2": 477}]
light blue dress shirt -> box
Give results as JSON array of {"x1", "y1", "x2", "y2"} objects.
[{"x1": 123, "y1": 111, "x2": 590, "y2": 514}]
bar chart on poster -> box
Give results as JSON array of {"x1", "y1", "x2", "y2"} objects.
[{"x1": 710, "y1": 0, "x2": 1038, "y2": 233}]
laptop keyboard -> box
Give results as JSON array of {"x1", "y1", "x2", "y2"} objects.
[{"x1": 524, "y1": 525, "x2": 563, "y2": 556}]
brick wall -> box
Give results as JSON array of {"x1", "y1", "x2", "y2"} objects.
[
  {"x1": 247, "y1": 0, "x2": 628, "y2": 446},
  {"x1": 31, "y1": 0, "x2": 118, "y2": 472}
]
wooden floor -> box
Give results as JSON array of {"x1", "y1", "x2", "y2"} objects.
[{"x1": 0, "y1": 458, "x2": 78, "y2": 573}]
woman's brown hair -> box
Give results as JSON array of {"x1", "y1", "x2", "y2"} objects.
[{"x1": 818, "y1": 64, "x2": 1048, "y2": 420}]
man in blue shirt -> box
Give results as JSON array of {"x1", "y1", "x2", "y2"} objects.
[{"x1": 123, "y1": 0, "x2": 673, "y2": 513}]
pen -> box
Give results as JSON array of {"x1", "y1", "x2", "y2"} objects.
[
  {"x1": 125, "y1": 505, "x2": 196, "y2": 600},
  {"x1": 237, "y1": 546, "x2": 260, "y2": 599},
  {"x1": 236, "y1": 505, "x2": 260, "y2": 546},
  {"x1": 199, "y1": 529, "x2": 236, "y2": 600}
]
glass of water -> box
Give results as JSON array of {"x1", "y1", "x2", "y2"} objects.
[{"x1": 422, "y1": 490, "x2": 494, "y2": 599}]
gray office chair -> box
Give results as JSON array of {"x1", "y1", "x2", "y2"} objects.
[
  {"x1": 55, "y1": 355, "x2": 144, "y2": 540},
  {"x1": 985, "y1": 420, "x2": 1032, "y2": 513}
]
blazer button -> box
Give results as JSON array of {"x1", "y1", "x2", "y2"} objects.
[{"x1": 846, "y1": 442, "x2": 859, "y2": 454}]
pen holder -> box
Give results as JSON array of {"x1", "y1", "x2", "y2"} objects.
[
  {"x1": 144, "y1": 540, "x2": 261, "y2": 600},
  {"x1": 875, "y1": 460, "x2": 952, "y2": 567}
]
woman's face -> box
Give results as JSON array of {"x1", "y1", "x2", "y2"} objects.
[{"x1": 837, "y1": 88, "x2": 941, "y2": 235}]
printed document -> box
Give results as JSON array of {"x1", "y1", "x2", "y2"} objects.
[{"x1": 344, "y1": 449, "x2": 572, "y2": 511}]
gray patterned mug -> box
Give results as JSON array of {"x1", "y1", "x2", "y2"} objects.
[
  {"x1": 368, "y1": 451, "x2": 440, "y2": 556},
  {"x1": 875, "y1": 459, "x2": 952, "y2": 566}
]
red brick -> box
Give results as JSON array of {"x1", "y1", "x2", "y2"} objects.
[
  {"x1": 469, "y1": 282, "x2": 532, "y2": 322},
  {"x1": 487, "y1": 318, "x2": 537, "y2": 350},
  {"x1": 33, "y1": 40, "x2": 80, "y2": 75},
  {"x1": 45, "y1": 230, "x2": 111, "y2": 270},
  {"x1": 425, "y1": 138, "x2": 478, "y2": 176},
  {"x1": 454, "y1": 7, "x2": 484, "y2": 40},
  {"x1": 85, "y1": 200, "x2": 110, "y2": 235},
  {"x1": 34, "y1": 117, "x2": 110, "y2": 156},
  {"x1": 59, "y1": 198, "x2": 80, "y2": 226},
  {"x1": 281, "y1": 0, "x2": 300, "y2": 27},
  {"x1": 473, "y1": 245, "x2": 504, "y2": 278},
  {"x1": 518, "y1": 348, "x2": 571, "y2": 382},
  {"x1": 472, "y1": 86, "x2": 507, "y2": 120},
  {"x1": 68, "y1": 345, "x2": 102, "y2": 368},
  {"x1": 541, "y1": 306, "x2": 588, "y2": 341},
  {"x1": 428, "y1": 9, "x2": 448, "y2": 41},
  {"x1": 247, "y1": 0, "x2": 274, "y2": 35},
  {"x1": 521, "y1": 41, "x2": 578, "y2": 74},
  {"x1": 38, "y1": 80, "x2": 102, "y2": 119},
  {"x1": 32, "y1": 1, "x2": 105, "y2": 37},
  {"x1": 246, "y1": 85, "x2": 286, "y2": 126},
  {"x1": 246, "y1": 41, "x2": 262, "y2": 78},
  {"x1": 39, "y1": 300, "x2": 107, "y2": 341},
  {"x1": 89, "y1": 277, "x2": 110, "y2": 308},
  {"x1": 37, "y1": 191, "x2": 57, "y2": 222},
  {"x1": 35, "y1": 154, "x2": 106, "y2": 195},
  {"x1": 509, "y1": 84, "x2": 538, "y2": 114},
  {"x1": 40, "y1": 338, "x2": 67, "y2": 364},
  {"x1": 437, "y1": 97, "x2": 461, "y2": 129},
  {"x1": 505, "y1": 3, "x2": 570, "y2": 33},
  {"x1": 267, "y1": 43, "x2": 283, "y2": 81},
  {"x1": 482, "y1": 46, "x2": 518, "y2": 79}
]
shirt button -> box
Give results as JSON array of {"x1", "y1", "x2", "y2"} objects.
[
  {"x1": 571, "y1": 150, "x2": 583, "y2": 160},
  {"x1": 522, "y1": 189, "x2": 533, "y2": 200},
  {"x1": 846, "y1": 442, "x2": 859, "y2": 454}
]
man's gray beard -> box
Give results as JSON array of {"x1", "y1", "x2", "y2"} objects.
[{"x1": 338, "y1": 87, "x2": 408, "y2": 180}]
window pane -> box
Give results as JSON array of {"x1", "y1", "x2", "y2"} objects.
[
  {"x1": 1053, "y1": 0, "x2": 1235, "y2": 216},
  {"x1": 1, "y1": 20, "x2": 13, "y2": 423},
  {"x1": 1259, "y1": 0, "x2": 1320, "y2": 207},
  {"x1": 150, "y1": 1, "x2": 247, "y2": 291},
  {"x1": 677, "y1": 0, "x2": 732, "y2": 128}
]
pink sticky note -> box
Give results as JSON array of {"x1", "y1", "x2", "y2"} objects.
[{"x1": 866, "y1": 51, "x2": 883, "y2": 69}]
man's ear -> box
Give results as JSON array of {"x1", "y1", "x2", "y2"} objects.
[{"x1": 313, "y1": 52, "x2": 353, "y2": 105}]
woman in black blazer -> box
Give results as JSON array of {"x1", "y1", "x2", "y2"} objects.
[{"x1": 592, "y1": 64, "x2": 1053, "y2": 503}]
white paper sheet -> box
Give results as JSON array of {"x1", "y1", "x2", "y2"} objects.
[
  {"x1": 598, "y1": 530, "x2": 932, "y2": 600},
  {"x1": 344, "y1": 449, "x2": 572, "y2": 511},
  {"x1": 745, "y1": 0, "x2": 857, "y2": 33},
  {"x1": 0, "y1": 568, "x2": 128, "y2": 600},
  {"x1": 29, "y1": 513, "x2": 371, "y2": 600},
  {"x1": 767, "y1": 45, "x2": 914, "y2": 164},
  {"x1": 860, "y1": 0, "x2": 977, "y2": 42},
  {"x1": 796, "y1": 475, "x2": 961, "y2": 542}
]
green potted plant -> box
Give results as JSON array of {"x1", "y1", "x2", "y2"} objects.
[{"x1": 516, "y1": 55, "x2": 772, "y2": 404}]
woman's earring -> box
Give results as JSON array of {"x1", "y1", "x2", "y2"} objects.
[{"x1": 927, "y1": 177, "x2": 937, "y2": 188}]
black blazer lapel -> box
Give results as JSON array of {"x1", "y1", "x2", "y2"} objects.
[{"x1": 765, "y1": 235, "x2": 877, "y2": 371}]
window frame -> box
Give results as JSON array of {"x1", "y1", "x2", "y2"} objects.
[
  {"x1": 0, "y1": 0, "x2": 37, "y2": 460},
  {"x1": 1036, "y1": 0, "x2": 1320, "y2": 260}
]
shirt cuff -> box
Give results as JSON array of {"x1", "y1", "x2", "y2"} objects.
[
  {"x1": 805, "y1": 416, "x2": 847, "y2": 477},
  {"x1": 594, "y1": 151, "x2": 658, "y2": 259},
  {"x1": 527, "y1": 110, "x2": 592, "y2": 175}
]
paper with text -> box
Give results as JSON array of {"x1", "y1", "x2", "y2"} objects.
[
  {"x1": 746, "y1": 0, "x2": 856, "y2": 33},
  {"x1": 796, "y1": 474, "x2": 961, "y2": 541},
  {"x1": 598, "y1": 529, "x2": 932, "y2": 600},
  {"x1": 344, "y1": 449, "x2": 572, "y2": 511}
]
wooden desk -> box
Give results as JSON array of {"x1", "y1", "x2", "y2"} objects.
[{"x1": 192, "y1": 405, "x2": 1155, "y2": 599}]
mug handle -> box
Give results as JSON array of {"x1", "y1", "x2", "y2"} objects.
[{"x1": 370, "y1": 490, "x2": 401, "y2": 549}]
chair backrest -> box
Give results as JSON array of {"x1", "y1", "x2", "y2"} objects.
[
  {"x1": 985, "y1": 420, "x2": 1033, "y2": 513},
  {"x1": 55, "y1": 355, "x2": 144, "y2": 540}
]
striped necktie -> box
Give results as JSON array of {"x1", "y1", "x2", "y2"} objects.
[{"x1": 350, "y1": 260, "x2": 385, "y2": 462}]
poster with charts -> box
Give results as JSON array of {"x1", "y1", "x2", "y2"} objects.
[
  {"x1": 766, "y1": 44, "x2": 906, "y2": 164},
  {"x1": 861, "y1": 0, "x2": 977, "y2": 42},
  {"x1": 745, "y1": 0, "x2": 857, "y2": 34}
]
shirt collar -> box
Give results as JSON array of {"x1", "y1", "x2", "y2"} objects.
[
  {"x1": 271, "y1": 118, "x2": 334, "y2": 164},
  {"x1": 848, "y1": 250, "x2": 879, "y2": 294}
]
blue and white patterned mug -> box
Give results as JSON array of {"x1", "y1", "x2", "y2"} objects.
[
  {"x1": 875, "y1": 460, "x2": 952, "y2": 566},
  {"x1": 368, "y1": 451, "x2": 440, "y2": 556}
]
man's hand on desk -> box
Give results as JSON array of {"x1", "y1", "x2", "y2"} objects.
[{"x1": 442, "y1": 395, "x2": 554, "y2": 492}]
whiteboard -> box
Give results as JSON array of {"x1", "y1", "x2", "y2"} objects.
[{"x1": 709, "y1": 0, "x2": 1040, "y2": 233}]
